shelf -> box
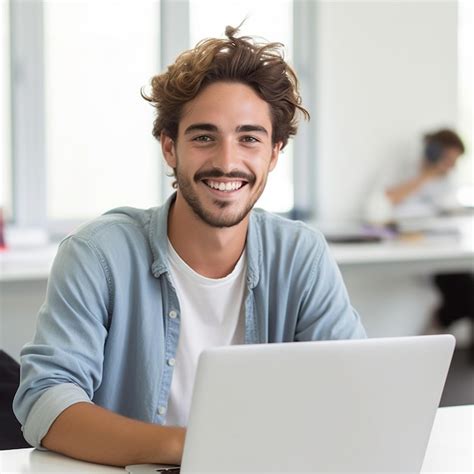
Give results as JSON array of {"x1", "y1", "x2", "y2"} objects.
[{"x1": 0, "y1": 244, "x2": 59, "y2": 282}]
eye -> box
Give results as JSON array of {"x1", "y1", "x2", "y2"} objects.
[
  {"x1": 240, "y1": 136, "x2": 259, "y2": 143},
  {"x1": 192, "y1": 135, "x2": 213, "y2": 142}
]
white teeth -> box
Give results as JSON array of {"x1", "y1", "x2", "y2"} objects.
[{"x1": 206, "y1": 180, "x2": 244, "y2": 192}]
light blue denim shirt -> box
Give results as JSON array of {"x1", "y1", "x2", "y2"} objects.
[{"x1": 13, "y1": 193, "x2": 366, "y2": 448}]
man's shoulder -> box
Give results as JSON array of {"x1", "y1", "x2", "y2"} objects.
[
  {"x1": 250, "y1": 208, "x2": 326, "y2": 249},
  {"x1": 249, "y1": 209, "x2": 332, "y2": 288},
  {"x1": 64, "y1": 206, "x2": 157, "y2": 248}
]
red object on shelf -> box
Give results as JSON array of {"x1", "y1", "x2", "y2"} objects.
[{"x1": 0, "y1": 207, "x2": 6, "y2": 250}]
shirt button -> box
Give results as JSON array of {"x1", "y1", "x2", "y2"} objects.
[
  {"x1": 167, "y1": 358, "x2": 176, "y2": 367},
  {"x1": 169, "y1": 310, "x2": 178, "y2": 319},
  {"x1": 158, "y1": 406, "x2": 166, "y2": 415}
]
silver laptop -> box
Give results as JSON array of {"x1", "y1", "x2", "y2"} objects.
[{"x1": 126, "y1": 335, "x2": 455, "y2": 473}]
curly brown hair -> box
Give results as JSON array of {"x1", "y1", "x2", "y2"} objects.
[
  {"x1": 424, "y1": 129, "x2": 465, "y2": 154},
  {"x1": 142, "y1": 25, "x2": 309, "y2": 150}
]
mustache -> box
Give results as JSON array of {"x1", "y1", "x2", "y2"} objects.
[{"x1": 194, "y1": 169, "x2": 256, "y2": 184}]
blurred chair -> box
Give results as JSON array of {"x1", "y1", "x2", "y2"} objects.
[
  {"x1": 0, "y1": 350, "x2": 30, "y2": 449},
  {"x1": 433, "y1": 273, "x2": 474, "y2": 363}
]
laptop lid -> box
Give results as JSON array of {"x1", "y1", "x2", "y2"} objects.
[{"x1": 179, "y1": 335, "x2": 455, "y2": 473}]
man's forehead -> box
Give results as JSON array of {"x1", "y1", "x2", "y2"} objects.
[{"x1": 178, "y1": 82, "x2": 273, "y2": 127}]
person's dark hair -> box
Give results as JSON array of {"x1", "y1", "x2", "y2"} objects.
[
  {"x1": 142, "y1": 25, "x2": 309, "y2": 150},
  {"x1": 424, "y1": 129, "x2": 465, "y2": 155}
]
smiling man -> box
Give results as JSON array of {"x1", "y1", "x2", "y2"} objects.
[
  {"x1": 168, "y1": 89, "x2": 273, "y2": 230},
  {"x1": 164, "y1": 81, "x2": 279, "y2": 280},
  {"x1": 13, "y1": 26, "x2": 366, "y2": 467}
]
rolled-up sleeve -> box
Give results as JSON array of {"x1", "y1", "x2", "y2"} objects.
[
  {"x1": 13, "y1": 235, "x2": 111, "y2": 448},
  {"x1": 22, "y1": 383, "x2": 92, "y2": 448}
]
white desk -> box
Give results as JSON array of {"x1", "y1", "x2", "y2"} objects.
[
  {"x1": 330, "y1": 237, "x2": 474, "y2": 273},
  {"x1": 1, "y1": 405, "x2": 472, "y2": 473},
  {"x1": 421, "y1": 405, "x2": 473, "y2": 473},
  {"x1": 327, "y1": 215, "x2": 474, "y2": 273},
  {"x1": 326, "y1": 217, "x2": 474, "y2": 340},
  {"x1": 0, "y1": 244, "x2": 58, "y2": 282}
]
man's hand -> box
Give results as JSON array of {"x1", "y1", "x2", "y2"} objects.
[
  {"x1": 385, "y1": 155, "x2": 455, "y2": 206},
  {"x1": 41, "y1": 402, "x2": 186, "y2": 467}
]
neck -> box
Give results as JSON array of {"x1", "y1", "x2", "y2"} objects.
[{"x1": 167, "y1": 193, "x2": 248, "y2": 279}]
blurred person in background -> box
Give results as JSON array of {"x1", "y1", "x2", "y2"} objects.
[
  {"x1": 366, "y1": 129, "x2": 473, "y2": 358},
  {"x1": 366, "y1": 129, "x2": 466, "y2": 222}
]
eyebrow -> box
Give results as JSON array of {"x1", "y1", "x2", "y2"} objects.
[
  {"x1": 184, "y1": 123, "x2": 269, "y2": 136},
  {"x1": 236, "y1": 124, "x2": 269, "y2": 135},
  {"x1": 184, "y1": 123, "x2": 218, "y2": 135}
]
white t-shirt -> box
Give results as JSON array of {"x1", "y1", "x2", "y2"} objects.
[{"x1": 164, "y1": 240, "x2": 246, "y2": 427}]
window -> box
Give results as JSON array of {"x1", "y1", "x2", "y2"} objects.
[
  {"x1": 189, "y1": 0, "x2": 294, "y2": 213},
  {"x1": 456, "y1": 0, "x2": 474, "y2": 205},
  {"x1": 0, "y1": 0, "x2": 11, "y2": 219},
  {"x1": 5, "y1": 0, "x2": 311, "y2": 233},
  {"x1": 43, "y1": 0, "x2": 161, "y2": 221}
]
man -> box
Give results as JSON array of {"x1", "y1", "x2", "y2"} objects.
[
  {"x1": 14, "y1": 26, "x2": 365, "y2": 467},
  {"x1": 364, "y1": 129, "x2": 473, "y2": 354},
  {"x1": 365, "y1": 129, "x2": 466, "y2": 223}
]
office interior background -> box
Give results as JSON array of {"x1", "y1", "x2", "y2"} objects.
[{"x1": 0, "y1": 0, "x2": 473, "y2": 403}]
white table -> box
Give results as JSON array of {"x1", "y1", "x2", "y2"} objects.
[
  {"x1": 1, "y1": 405, "x2": 472, "y2": 473},
  {"x1": 0, "y1": 244, "x2": 58, "y2": 282},
  {"x1": 327, "y1": 215, "x2": 474, "y2": 273},
  {"x1": 327, "y1": 216, "x2": 474, "y2": 340},
  {"x1": 421, "y1": 405, "x2": 473, "y2": 473}
]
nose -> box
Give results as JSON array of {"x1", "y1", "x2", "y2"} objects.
[{"x1": 211, "y1": 139, "x2": 237, "y2": 173}]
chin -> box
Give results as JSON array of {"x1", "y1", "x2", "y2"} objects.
[{"x1": 198, "y1": 207, "x2": 250, "y2": 228}]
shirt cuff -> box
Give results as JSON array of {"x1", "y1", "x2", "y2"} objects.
[{"x1": 22, "y1": 383, "x2": 92, "y2": 449}]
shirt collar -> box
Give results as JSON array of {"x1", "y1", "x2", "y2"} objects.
[{"x1": 149, "y1": 191, "x2": 261, "y2": 288}]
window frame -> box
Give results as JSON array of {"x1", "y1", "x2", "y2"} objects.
[
  {"x1": 291, "y1": 0, "x2": 318, "y2": 220},
  {"x1": 10, "y1": 0, "x2": 47, "y2": 229}
]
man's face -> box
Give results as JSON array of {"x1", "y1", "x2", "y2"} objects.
[
  {"x1": 439, "y1": 147, "x2": 462, "y2": 173},
  {"x1": 162, "y1": 81, "x2": 281, "y2": 228}
]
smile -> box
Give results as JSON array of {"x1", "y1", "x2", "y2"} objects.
[{"x1": 202, "y1": 179, "x2": 247, "y2": 192}]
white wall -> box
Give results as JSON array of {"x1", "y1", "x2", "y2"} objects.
[{"x1": 315, "y1": 0, "x2": 458, "y2": 221}]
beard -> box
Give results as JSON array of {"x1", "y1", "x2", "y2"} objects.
[{"x1": 174, "y1": 161, "x2": 266, "y2": 228}]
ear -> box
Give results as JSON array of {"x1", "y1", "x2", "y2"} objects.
[
  {"x1": 161, "y1": 133, "x2": 177, "y2": 168},
  {"x1": 269, "y1": 142, "x2": 282, "y2": 172}
]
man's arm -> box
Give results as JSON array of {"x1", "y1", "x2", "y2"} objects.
[
  {"x1": 42, "y1": 402, "x2": 185, "y2": 467},
  {"x1": 385, "y1": 158, "x2": 452, "y2": 206},
  {"x1": 13, "y1": 235, "x2": 181, "y2": 466},
  {"x1": 385, "y1": 173, "x2": 430, "y2": 205}
]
